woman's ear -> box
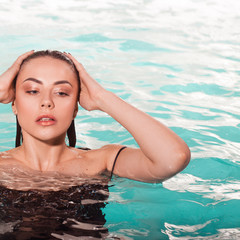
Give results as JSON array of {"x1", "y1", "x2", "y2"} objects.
[
  {"x1": 12, "y1": 100, "x2": 18, "y2": 115},
  {"x1": 73, "y1": 103, "x2": 78, "y2": 119}
]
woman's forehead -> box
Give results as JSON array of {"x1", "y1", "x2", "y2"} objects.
[
  {"x1": 21, "y1": 56, "x2": 73, "y2": 70},
  {"x1": 18, "y1": 57, "x2": 77, "y2": 83}
]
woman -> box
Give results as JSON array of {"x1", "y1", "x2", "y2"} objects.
[
  {"x1": 0, "y1": 50, "x2": 190, "y2": 183},
  {"x1": 0, "y1": 50, "x2": 191, "y2": 239}
]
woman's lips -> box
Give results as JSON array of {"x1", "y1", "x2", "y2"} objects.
[{"x1": 36, "y1": 115, "x2": 56, "y2": 126}]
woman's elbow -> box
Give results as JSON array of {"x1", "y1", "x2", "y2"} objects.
[
  {"x1": 178, "y1": 145, "x2": 191, "y2": 170},
  {"x1": 169, "y1": 145, "x2": 191, "y2": 176},
  {"x1": 151, "y1": 145, "x2": 191, "y2": 182}
]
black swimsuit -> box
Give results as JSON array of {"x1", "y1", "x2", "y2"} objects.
[
  {"x1": 0, "y1": 146, "x2": 127, "y2": 239},
  {"x1": 0, "y1": 183, "x2": 109, "y2": 239},
  {"x1": 110, "y1": 146, "x2": 127, "y2": 179}
]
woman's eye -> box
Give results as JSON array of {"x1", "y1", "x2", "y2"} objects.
[
  {"x1": 26, "y1": 90, "x2": 38, "y2": 95},
  {"x1": 57, "y1": 92, "x2": 69, "y2": 96}
]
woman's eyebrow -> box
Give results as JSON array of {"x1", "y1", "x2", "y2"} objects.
[
  {"x1": 23, "y1": 78, "x2": 42, "y2": 84},
  {"x1": 54, "y1": 80, "x2": 73, "y2": 87},
  {"x1": 22, "y1": 78, "x2": 72, "y2": 87}
]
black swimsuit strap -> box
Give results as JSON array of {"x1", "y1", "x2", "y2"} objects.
[{"x1": 110, "y1": 146, "x2": 127, "y2": 180}]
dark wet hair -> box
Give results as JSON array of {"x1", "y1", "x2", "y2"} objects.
[{"x1": 15, "y1": 50, "x2": 80, "y2": 148}]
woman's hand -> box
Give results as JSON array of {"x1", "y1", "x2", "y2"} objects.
[
  {"x1": 65, "y1": 53, "x2": 107, "y2": 111},
  {"x1": 0, "y1": 50, "x2": 34, "y2": 104}
]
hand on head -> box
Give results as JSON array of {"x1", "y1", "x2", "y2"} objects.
[
  {"x1": 64, "y1": 53, "x2": 107, "y2": 112},
  {"x1": 0, "y1": 50, "x2": 34, "y2": 103}
]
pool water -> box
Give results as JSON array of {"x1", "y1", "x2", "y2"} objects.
[{"x1": 0, "y1": 0, "x2": 240, "y2": 239}]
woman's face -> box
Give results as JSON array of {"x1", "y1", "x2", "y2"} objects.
[{"x1": 13, "y1": 57, "x2": 79, "y2": 144}]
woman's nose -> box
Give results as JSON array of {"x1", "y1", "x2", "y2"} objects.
[
  {"x1": 41, "y1": 103, "x2": 52, "y2": 108},
  {"x1": 40, "y1": 96, "x2": 54, "y2": 109}
]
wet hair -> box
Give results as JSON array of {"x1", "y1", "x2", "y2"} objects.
[{"x1": 15, "y1": 50, "x2": 80, "y2": 148}]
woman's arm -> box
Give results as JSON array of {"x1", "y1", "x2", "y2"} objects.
[
  {"x1": 0, "y1": 51, "x2": 34, "y2": 103},
  {"x1": 98, "y1": 91, "x2": 190, "y2": 182},
  {"x1": 66, "y1": 53, "x2": 191, "y2": 182}
]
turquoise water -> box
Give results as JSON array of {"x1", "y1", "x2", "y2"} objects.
[{"x1": 0, "y1": 0, "x2": 240, "y2": 239}]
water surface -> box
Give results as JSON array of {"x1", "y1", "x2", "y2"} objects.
[{"x1": 0, "y1": 0, "x2": 240, "y2": 239}]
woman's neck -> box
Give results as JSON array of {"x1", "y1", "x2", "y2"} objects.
[{"x1": 18, "y1": 133, "x2": 69, "y2": 171}]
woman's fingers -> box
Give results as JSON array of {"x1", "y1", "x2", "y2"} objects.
[
  {"x1": 0, "y1": 50, "x2": 34, "y2": 103},
  {"x1": 64, "y1": 53, "x2": 94, "y2": 80},
  {"x1": 10, "y1": 50, "x2": 35, "y2": 72},
  {"x1": 63, "y1": 52, "x2": 105, "y2": 111},
  {"x1": 5, "y1": 50, "x2": 35, "y2": 80},
  {"x1": 64, "y1": 53, "x2": 82, "y2": 71}
]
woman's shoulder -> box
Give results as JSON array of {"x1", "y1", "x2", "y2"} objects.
[
  {"x1": 78, "y1": 144, "x2": 126, "y2": 158},
  {"x1": 0, "y1": 149, "x2": 13, "y2": 159},
  {"x1": 69, "y1": 145, "x2": 111, "y2": 164},
  {"x1": 82, "y1": 144, "x2": 127, "y2": 172},
  {"x1": 0, "y1": 151, "x2": 7, "y2": 163},
  {"x1": 70, "y1": 144, "x2": 126, "y2": 171},
  {"x1": 0, "y1": 149, "x2": 22, "y2": 166},
  {"x1": 75, "y1": 144, "x2": 124, "y2": 156}
]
